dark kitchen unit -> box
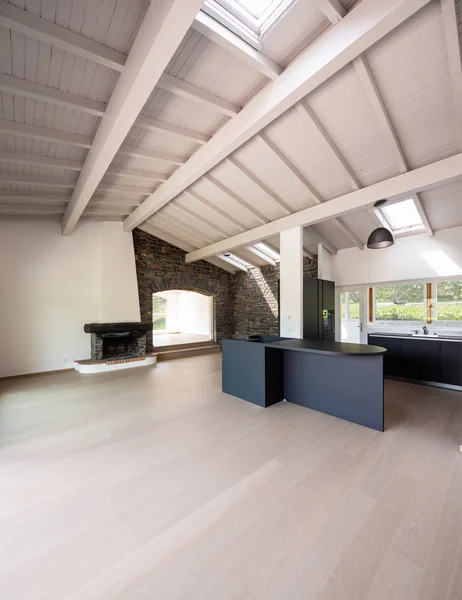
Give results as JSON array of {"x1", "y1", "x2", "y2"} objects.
[
  {"x1": 278, "y1": 278, "x2": 335, "y2": 341},
  {"x1": 368, "y1": 333, "x2": 462, "y2": 390},
  {"x1": 222, "y1": 336, "x2": 386, "y2": 431}
]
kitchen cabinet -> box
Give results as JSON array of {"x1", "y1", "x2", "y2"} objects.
[
  {"x1": 401, "y1": 338, "x2": 441, "y2": 383},
  {"x1": 368, "y1": 334, "x2": 462, "y2": 388},
  {"x1": 441, "y1": 341, "x2": 462, "y2": 386}
]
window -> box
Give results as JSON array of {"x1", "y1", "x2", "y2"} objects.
[
  {"x1": 376, "y1": 199, "x2": 424, "y2": 235},
  {"x1": 152, "y1": 295, "x2": 167, "y2": 331},
  {"x1": 435, "y1": 280, "x2": 462, "y2": 322},
  {"x1": 253, "y1": 242, "x2": 280, "y2": 262},
  {"x1": 374, "y1": 284, "x2": 425, "y2": 322},
  {"x1": 204, "y1": 0, "x2": 295, "y2": 43}
]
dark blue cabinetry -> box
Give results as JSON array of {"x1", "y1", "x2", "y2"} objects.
[{"x1": 368, "y1": 335, "x2": 462, "y2": 388}]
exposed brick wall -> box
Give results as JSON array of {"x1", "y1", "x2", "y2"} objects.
[
  {"x1": 133, "y1": 229, "x2": 234, "y2": 348},
  {"x1": 232, "y1": 257, "x2": 318, "y2": 338},
  {"x1": 133, "y1": 229, "x2": 318, "y2": 344}
]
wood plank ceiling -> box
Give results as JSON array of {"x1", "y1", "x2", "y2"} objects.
[{"x1": 0, "y1": 0, "x2": 461, "y2": 270}]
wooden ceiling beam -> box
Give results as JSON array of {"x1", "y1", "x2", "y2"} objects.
[
  {"x1": 204, "y1": 174, "x2": 268, "y2": 223},
  {"x1": 62, "y1": 0, "x2": 204, "y2": 234},
  {"x1": 0, "y1": 152, "x2": 83, "y2": 171},
  {"x1": 157, "y1": 73, "x2": 240, "y2": 117},
  {"x1": 192, "y1": 10, "x2": 282, "y2": 80},
  {"x1": 118, "y1": 145, "x2": 186, "y2": 165},
  {"x1": 184, "y1": 152, "x2": 462, "y2": 263},
  {"x1": 258, "y1": 131, "x2": 362, "y2": 249},
  {"x1": 0, "y1": 120, "x2": 92, "y2": 148},
  {"x1": 183, "y1": 189, "x2": 247, "y2": 231},
  {"x1": 124, "y1": 0, "x2": 430, "y2": 231},
  {"x1": 0, "y1": 0, "x2": 126, "y2": 72}
]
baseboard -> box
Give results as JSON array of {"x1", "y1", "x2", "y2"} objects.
[{"x1": 0, "y1": 368, "x2": 74, "y2": 381}]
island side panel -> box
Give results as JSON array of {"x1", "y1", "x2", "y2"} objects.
[
  {"x1": 222, "y1": 339, "x2": 283, "y2": 407},
  {"x1": 283, "y1": 351, "x2": 384, "y2": 431}
]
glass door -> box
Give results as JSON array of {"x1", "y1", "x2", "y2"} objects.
[{"x1": 339, "y1": 289, "x2": 367, "y2": 344}]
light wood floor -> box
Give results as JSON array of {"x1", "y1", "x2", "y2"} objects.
[{"x1": 1, "y1": 354, "x2": 461, "y2": 600}]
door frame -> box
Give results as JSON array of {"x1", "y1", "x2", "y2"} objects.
[{"x1": 336, "y1": 285, "x2": 368, "y2": 344}]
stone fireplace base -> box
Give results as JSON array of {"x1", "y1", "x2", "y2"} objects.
[{"x1": 79, "y1": 321, "x2": 156, "y2": 374}]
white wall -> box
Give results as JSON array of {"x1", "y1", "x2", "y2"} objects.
[
  {"x1": 179, "y1": 292, "x2": 212, "y2": 336},
  {"x1": 332, "y1": 226, "x2": 462, "y2": 287},
  {"x1": 318, "y1": 244, "x2": 333, "y2": 280},
  {"x1": 280, "y1": 226, "x2": 303, "y2": 338},
  {"x1": 0, "y1": 220, "x2": 140, "y2": 377}
]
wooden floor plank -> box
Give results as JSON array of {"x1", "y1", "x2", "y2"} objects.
[{"x1": 0, "y1": 355, "x2": 461, "y2": 600}]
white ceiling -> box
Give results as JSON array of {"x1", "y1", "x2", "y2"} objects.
[{"x1": 0, "y1": 0, "x2": 462, "y2": 271}]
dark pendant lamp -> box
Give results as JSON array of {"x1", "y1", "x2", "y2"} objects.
[{"x1": 367, "y1": 200, "x2": 395, "y2": 249}]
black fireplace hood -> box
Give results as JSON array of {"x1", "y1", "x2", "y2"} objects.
[{"x1": 84, "y1": 322, "x2": 151, "y2": 334}]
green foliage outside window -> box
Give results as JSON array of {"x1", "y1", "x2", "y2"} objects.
[
  {"x1": 152, "y1": 295, "x2": 167, "y2": 331},
  {"x1": 375, "y1": 284, "x2": 424, "y2": 321}
]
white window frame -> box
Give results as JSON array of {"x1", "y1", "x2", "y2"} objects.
[
  {"x1": 203, "y1": 0, "x2": 296, "y2": 47},
  {"x1": 374, "y1": 198, "x2": 425, "y2": 237}
]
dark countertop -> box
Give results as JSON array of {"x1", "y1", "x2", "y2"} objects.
[
  {"x1": 265, "y1": 338, "x2": 387, "y2": 356},
  {"x1": 369, "y1": 332, "x2": 462, "y2": 343}
]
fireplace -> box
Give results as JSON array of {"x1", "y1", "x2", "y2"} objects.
[{"x1": 84, "y1": 322, "x2": 151, "y2": 361}]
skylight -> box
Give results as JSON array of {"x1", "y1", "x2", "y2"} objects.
[
  {"x1": 204, "y1": 0, "x2": 295, "y2": 44},
  {"x1": 222, "y1": 252, "x2": 254, "y2": 270},
  {"x1": 254, "y1": 242, "x2": 280, "y2": 261},
  {"x1": 378, "y1": 199, "x2": 424, "y2": 233},
  {"x1": 235, "y1": 0, "x2": 276, "y2": 18}
]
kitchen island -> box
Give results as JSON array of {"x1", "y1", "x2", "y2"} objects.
[{"x1": 222, "y1": 337, "x2": 387, "y2": 431}]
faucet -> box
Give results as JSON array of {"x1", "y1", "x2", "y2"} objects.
[{"x1": 422, "y1": 326, "x2": 429, "y2": 335}]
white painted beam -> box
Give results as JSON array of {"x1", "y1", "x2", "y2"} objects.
[
  {"x1": 0, "y1": 0, "x2": 126, "y2": 72},
  {"x1": 157, "y1": 212, "x2": 217, "y2": 245},
  {"x1": 164, "y1": 205, "x2": 225, "y2": 241},
  {"x1": 139, "y1": 220, "x2": 236, "y2": 273},
  {"x1": 441, "y1": 0, "x2": 462, "y2": 148},
  {"x1": 259, "y1": 132, "x2": 362, "y2": 248},
  {"x1": 62, "y1": 0, "x2": 204, "y2": 235},
  {"x1": 0, "y1": 120, "x2": 92, "y2": 147},
  {"x1": 304, "y1": 228, "x2": 337, "y2": 255},
  {"x1": 294, "y1": 101, "x2": 361, "y2": 190},
  {"x1": 0, "y1": 73, "x2": 106, "y2": 116},
  {"x1": 204, "y1": 174, "x2": 268, "y2": 223},
  {"x1": 172, "y1": 202, "x2": 232, "y2": 237},
  {"x1": 352, "y1": 55, "x2": 433, "y2": 236},
  {"x1": 0, "y1": 194, "x2": 70, "y2": 204},
  {"x1": 0, "y1": 204, "x2": 65, "y2": 214},
  {"x1": 119, "y1": 144, "x2": 186, "y2": 165},
  {"x1": 227, "y1": 156, "x2": 292, "y2": 214},
  {"x1": 184, "y1": 152, "x2": 462, "y2": 262},
  {"x1": 105, "y1": 167, "x2": 167, "y2": 182},
  {"x1": 0, "y1": 174, "x2": 76, "y2": 188},
  {"x1": 124, "y1": 0, "x2": 431, "y2": 231},
  {"x1": 317, "y1": 0, "x2": 346, "y2": 23},
  {"x1": 0, "y1": 74, "x2": 211, "y2": 144},
  {"x1": 97, "y1": 183, "x2": 153, "y2": 195},
  {"x1": 0, "y1": 151, "x2": 83, "y2": 171},
  {"x1": 192, "y1": 10, "x2": 283, "y2": 80},
  {"x1": 352, "y1": 56, "x2": 408, "y2": 173},
  {"x1": 157, "y1": 73, "x2": 241, "y2": 117},
  {"x1": 184, "y1": 189, "x2": 247, "y2": 230},
  {"x1": 135, "y1": 115, "x2": 210, "y2": 144}
]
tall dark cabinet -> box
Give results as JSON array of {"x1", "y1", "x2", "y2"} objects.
[
  {"x1": 303, "y1": 278, "x2": 335, "y2": 341},
  {"x1": 278, "y1": 277, "x2": 335, "y2": 341}
]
